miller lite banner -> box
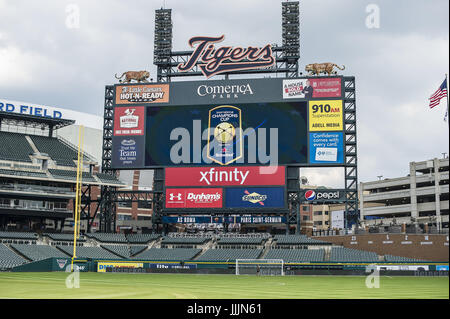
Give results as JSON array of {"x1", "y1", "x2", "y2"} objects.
[
  {"x1": 301, "y1": 189, "x2": 346, "y2": 203},
  {"x1": 165, "y1": 166, "x2": 285, "y2": 187},
  {"x1": 165, "y1": 188, "x2": 223, "y2": 209}
]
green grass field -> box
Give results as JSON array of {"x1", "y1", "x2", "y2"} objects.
[{"x1": 0, "y1": 273, "x2": 448, "y2": 299}]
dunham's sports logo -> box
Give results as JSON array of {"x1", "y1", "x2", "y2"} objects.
[
  {"x1": 177, "y1": 35, "x2": 275, "y2": 78},
  {"x1": 165, "y1": 188, "x2": 223, "y2": 209}
]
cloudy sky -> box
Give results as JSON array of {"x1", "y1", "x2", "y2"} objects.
[{"x1": 0, "y1": 0, "x2": 449, "y2": 186}]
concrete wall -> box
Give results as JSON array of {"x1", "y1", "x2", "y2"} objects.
[{"x1": 317, "y1": 234, "x2": 449, "y2": 262}]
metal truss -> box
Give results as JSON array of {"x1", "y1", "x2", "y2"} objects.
[
  {"x1": 99, "y1": 85, "x2": 117, "y2": 233},
  {"x1": 343, "y1": 76, "x2": 359, "y2": 228},
  {"x1": 154, "y1": 2, "x2": 300, "y2": 82}
]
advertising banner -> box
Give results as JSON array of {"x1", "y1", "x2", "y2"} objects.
[
  {"x1": 115, "y1": 84, "x2": 169, "y2": 105},
  {"x1": 98, "y1": 262, "x2": 144, "y2": 272},
  {"x1": 111, "y1": 136, "x2": 145, "y2": 168},
  {"x1": 331, "y1": 210, "x2": 345, "y2": 229},
  {"x1": 309, "y1": 132, "x2": 344, "y2": 164},
  {"x1": 165, "y1": 166, "x2": 285, "y2": 187},
  {"x1": 283, "y1": 78, "x2": 342, "y2": 99},
  {"x1": 114, "y1": 106, "x2": 145, "y2": 136},
  {"x1": 161, "y1": 215, "x2": 287, "y2": 224},
  {"x1": 301, "y1": 189, "x2": 346, "y2": 203},
  {"x1": 224, "y1": 187, "x2": 285, "y2": 208},
  {"x1": 309, "y1": 100, "x2": 343, "y2": 131},
  {"x1": 165, "y1": 188, "x2": 223, "y2": 209}
]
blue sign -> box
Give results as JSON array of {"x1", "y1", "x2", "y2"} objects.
[
  {"x1": 225, "y1": 187, "x2": 285, "y2": 208},
  {"x1": 0, "y1": 101, "x2": 62, "y2": 119},
  {"x1": 112, "y1": 136, "x2": 145, "y2": 168},
  {"x1": 162, "y1": 215, "x2": 287, "y2": 224},
  {"x1": 309, "y1": 132, "x2": 344, "y2": 164}
]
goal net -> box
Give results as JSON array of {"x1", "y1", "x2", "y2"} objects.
[{"x1": 235, "y1": 259, "x2": 284, "y2": 276}]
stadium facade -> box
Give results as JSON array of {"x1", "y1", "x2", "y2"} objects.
[
  {"x1": 0, "y1": 99, "x2": 157, "y2": 233},
  {"x1": 360, "y1": 157, "x2": 449, "y2": 232}
]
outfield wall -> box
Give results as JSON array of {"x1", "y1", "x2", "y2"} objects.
[{"x1": 316, "y1": 234, "x2": 449, "y2": 262}]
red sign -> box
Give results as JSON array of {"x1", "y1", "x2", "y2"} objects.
[
  {"x1": 310, "y1": 78, "x2": 342, "y2": 98},
  {"x1": 165, "y1": 188, "x2": 223, "y2": 208},
  {"x1": 165, "y1": 166, "x2": 285, "y2": 187},
  {"x1": 114, "y1": 106, "x2": 145, "y2": 136}
]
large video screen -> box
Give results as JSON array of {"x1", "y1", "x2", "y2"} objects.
[
  {"x1": 144, "y1": 102, "x2": 307, "y2": 167},
  {"x1": 110, "y1": 77, "x2": 345, "y2": 169}
]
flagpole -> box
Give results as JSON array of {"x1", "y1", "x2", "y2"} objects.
[{"x1": 446, "y1": 73, "x2": 449, "y2": 131}]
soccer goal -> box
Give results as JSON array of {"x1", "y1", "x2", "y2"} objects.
[{"x1": 235, "y1": 259, "x2": 284, "y2": 276}]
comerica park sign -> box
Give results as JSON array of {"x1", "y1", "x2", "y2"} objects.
[{"x1": 177, "y1": 35, "x2": 275, "y2": 78}]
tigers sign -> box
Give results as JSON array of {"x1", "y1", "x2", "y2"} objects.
[{"x1": 177, "y1": 35, "x2": 275, "y2": 78}]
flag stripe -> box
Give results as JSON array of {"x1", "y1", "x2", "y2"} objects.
[{"x1": 429, "y1": 79, "x2": 447, "y2": 109}]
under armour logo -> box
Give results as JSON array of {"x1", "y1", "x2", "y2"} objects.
[{"x1": 170, "y1": 193, "x2": 182, "y2": 200}]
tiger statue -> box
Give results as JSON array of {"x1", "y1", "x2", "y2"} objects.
[
  {"x1": 305, "y1": 63, "x2": 345, "y2": 76},
  {"x1": 115, "y1": 71, "x2": 150, "y2": 83}
]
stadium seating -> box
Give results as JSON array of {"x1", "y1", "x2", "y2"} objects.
[
  {"x1": 0, "y1": 131, "x2": 34, "y2": 162},
  {"x1": 384, "y1": 254, "x2": 425, "y2": 262},
  {"x1": 132, "y1": 248, "x2": 201, "y2": 261},
  {"x1": 10, "y1": 244, "x2": 69, "y2": 261},
  {"x1": 196, "y1": 249, "x2": 263, "y2": 262},
  {"x1": 56, "y1": 245, "x2": 121, "y2": 260},
  {"x1": 85, "y1": 233, "x2": 127, "y2": 243},
  {"x1": 130, "y1": 245, "x2": 148, "y2": 256},
  {"x1": 96, "y1": 173, "x2": 125, "y2": 185},
  {"x1": 29, "y1": 135, "x2": 78, "y2": 167},
  {"x1": 216, "y1": 237, "x2": 265, "y2": 245},
  {"x1": 48, "y1": 169, "x2": 97, "y2": 182},
  {"x1": 0, "y1": 231, "x2": 38, "y2": 240},
  {"x1": 161, "y1": 237, "x2": 210, "y2": 245},
  {"x1": 273, "y1": 235, "x2": 329, "y2": 246},
  {"x1": 329, "y1": 247, "x2": 379, "y2": 262},
  {"x1": 44, "y1": 233, "x2": 86, "y2": 242},
  {"x1": 0, "y1": 169, "x2": 48, "y2": 179},
  {"x1": 101, "y1": 245, "x2": 131, "y2": 258},
  {"x1": 126, "y1": 233, "x2": 160, "y2": 244},
  {"x1": 264, "y1": 249, "x2": 325, "y2": 263},
  {"x1": 0, "y1": 244, "x2": 28, "y2": 269}
]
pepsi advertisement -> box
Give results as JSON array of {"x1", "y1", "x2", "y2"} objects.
[
  {"x1": 301, "y1": 189, "x2": 346, "y2": 203},
  {"x1": 224, "y1": 187, "x2": 286, "y2": 209}
]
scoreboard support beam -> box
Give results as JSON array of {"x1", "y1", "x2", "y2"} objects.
[{"x1": 343, "y1": 76, "x2": 359, "y2": 232}]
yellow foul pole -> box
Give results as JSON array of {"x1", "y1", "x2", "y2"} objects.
[{"x1": 71, "y1": 125, "x2": 84, "y2": 272}]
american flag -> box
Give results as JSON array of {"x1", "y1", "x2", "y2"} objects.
[{"x1": 429, "y1": 78, "x2": 448, "y2": 109}]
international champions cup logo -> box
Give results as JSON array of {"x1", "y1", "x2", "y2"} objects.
[
  {"x1": 177, "y1": 35, "x2": 275, "y2": 78},
  {"x1": 207, "y1": 105, "x2": 243, "y2": 165}
]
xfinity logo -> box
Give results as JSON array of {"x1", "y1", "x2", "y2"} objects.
[
  {"x1": 197, "y1": 84, "x2": 254, "y2": 99},
  {"x1": 199, "y1": 168, "x2": 249, "y2": 185}
]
